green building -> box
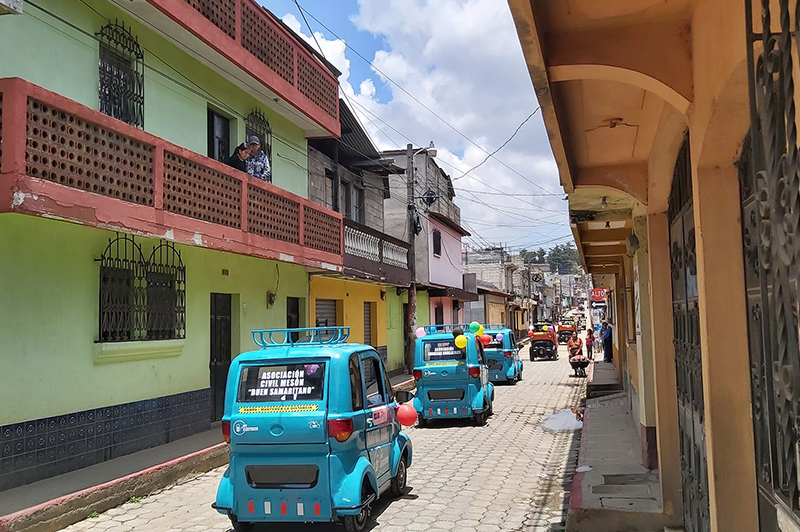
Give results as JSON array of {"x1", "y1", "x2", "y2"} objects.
[{"x1": 0, "y1": 0, "x2": 343, "y2": 491}]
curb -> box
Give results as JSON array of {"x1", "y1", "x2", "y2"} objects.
[
  {"x1": 393, "y1": 377, "x2": 415, "y2": 392},
  {"x1": 0, "y1": 443, "x2": 229, "y2": 532}
]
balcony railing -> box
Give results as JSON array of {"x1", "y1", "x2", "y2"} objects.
[
  {"x1": 139, "y1": 0, "x2": 339, "y2": 136},
  {"x1": 343, "y1": 219, "x2": 411, "y2": 286},
  {"x1": 0, "y1": 78, "x2": 343, "y2": 270}
]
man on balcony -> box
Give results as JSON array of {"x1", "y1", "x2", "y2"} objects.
[{"x1": 246, "y1": 136, "x2": 271, "y2": 182}]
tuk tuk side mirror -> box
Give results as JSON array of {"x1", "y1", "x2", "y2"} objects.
[
  {"x1": 517, "y1": 343, "x2": 524, "y2": 350},
  {"x1": 395, "y1": 390, "x2": 415, "y2": 404}
]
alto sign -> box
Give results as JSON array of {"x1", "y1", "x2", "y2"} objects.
[{"x1": 590, "y1": 288, "x2": 607, "y2": 302}]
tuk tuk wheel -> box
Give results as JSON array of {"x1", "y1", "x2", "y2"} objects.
[
  {"x1": 228, "y1": 514, "x2": 253, "y2": 532},
  {"x1": 417, "y1": 417, "x2": 428, "y2": 428},
  {"x1": 343, "y1": 486, "x2": 371, "y2": 532},
  {"x1": 487, "y1": 401, "x2": 494, "y2": 417},
  {"x1": 390, "y1": 455, "x2": 408, "y2": 497},
  {"x1": 474, "y1": 405, "x2": 488, "y2": 427}
]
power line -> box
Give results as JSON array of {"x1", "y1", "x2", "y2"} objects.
[
  {"x1": 452, "y1": 109, "x2": 539, "y2": 181},
  {"x1": 292, "y1": 1, "x2": 560, "y2": 197}
]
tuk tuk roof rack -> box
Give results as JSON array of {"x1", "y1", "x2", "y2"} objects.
[
  {"x1": 481, "y1": 324, "x2": 507, "y2": 330},
  {"x1": 252, "y1": 327, "x2": 351, "y2": 348}
]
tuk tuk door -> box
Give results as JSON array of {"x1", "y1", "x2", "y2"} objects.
[{"x1": 360, "y1": 352, "x2": 393, "y2": 485}]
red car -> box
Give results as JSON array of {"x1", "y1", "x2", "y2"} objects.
[{"x1": 529, "y1": 323, "x2": 558, "y2": 360}]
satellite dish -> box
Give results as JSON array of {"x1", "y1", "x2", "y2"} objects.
[{"x1": 422, "y1": 189, "x2": 437, "y2": 207}]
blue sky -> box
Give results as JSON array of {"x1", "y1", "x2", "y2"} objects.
[{"x1": 258, "y1": 0, "x2": 571, "y2": 252}]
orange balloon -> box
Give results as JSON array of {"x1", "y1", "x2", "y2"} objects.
[{"x1": 397, "y1": 403, "x2": 417, "y2": 426}]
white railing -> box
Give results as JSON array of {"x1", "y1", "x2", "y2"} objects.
[
  {"x1": 383, "y1": 241, "x2": 409, "y2": 268},
  {"x1": 344, "y1": 225, "x2": 380, "y2": 262}
]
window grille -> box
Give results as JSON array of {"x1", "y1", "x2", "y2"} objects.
[
  {"x1": 98, "y1": 234, "x2": 186, "y2": 342},
  {"x1": 98, "y1": 22, "x2": 144, "y2": 128},
  {"x1": 245, "y1": 109, "x2": 273, "y2": 166}
]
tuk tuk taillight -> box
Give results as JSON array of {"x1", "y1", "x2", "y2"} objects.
[
  {"x1": 413, "y1": 370, "x2": 422, "y2": 381},
  {"x1": 504, "y1": 350, "x2": 513, "y2": 358},
  {"x1": 469, "y1": 366, "x2": 481, "y2": 378},
  {"x1": 221, "y1": 420, "x2": 231, "y2": 444},
  {"x1": 328, "y1": 418, "x2": 354, "y2": 443}
]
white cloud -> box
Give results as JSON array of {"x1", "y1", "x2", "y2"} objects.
[{"x1": 289, "y1": 2, "x2": 569, "y2": 251}]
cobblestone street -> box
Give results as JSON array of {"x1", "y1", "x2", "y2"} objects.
[{"x1": 60, "y1": 346, "x2": 584, "y2": 532}]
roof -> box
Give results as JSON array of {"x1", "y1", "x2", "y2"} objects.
[{"x1": 429, "y1": 212, "x2": 470, "y2": 237}]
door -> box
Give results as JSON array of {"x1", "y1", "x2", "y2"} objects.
[
  {"x1": 745, "y1": 4, "x2": 800, "y2": 525},
  {"x1": 360, "y1": 353, "x2": 393, "y2": 485},
  {"x1": 287, "y1": 297, "x2": 300, "y2": 342},
  {"x1": 434, "y1": 303, "x2": 444, "y2": 325},
  {"x1": 210, "y1": 293, "x2": 232, "y2": 422},
  {"x1": 207, "y1": 109, "x2": 229, "y2": 163},
  {"x1": 315, "y1": 299, "x2": 337, "y2": 327},
  {"x1": 669, "y1": 137, "x2": 709, "y2": 532}
]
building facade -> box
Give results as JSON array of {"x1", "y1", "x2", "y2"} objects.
[
  {"x1": 383, "y1": 148, "x2": 477, "y2": 332},
  {"x1": 0, "y1": 0, "x2": 341, "y2": 492},
  {"x1": 509, "y1": 0, "x2": 796, "y2": 530},
  {"x1": 306, "y1": 101, "x2": 411, "y2": 374}
]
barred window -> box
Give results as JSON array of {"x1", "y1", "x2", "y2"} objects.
[
  {"x1": 245, "y1": 109, "x2": 273, "y2": 167},
  {"x1": 98, "y1": 235, "x2": 185, "y2": 343},
  {"x1": 98, "y1": 22, "x2": 144, "y2": 128}
]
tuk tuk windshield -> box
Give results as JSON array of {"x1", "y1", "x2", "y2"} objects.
[
  {"x1": 237, "y1": 362, "x2": 326, "y2": 402},
  {"x1": 532, "y1": 324, "x2": 551, "y2": 332},
  {"x1": 423, "y1": 340, "x2": 466, "y2": 362}
]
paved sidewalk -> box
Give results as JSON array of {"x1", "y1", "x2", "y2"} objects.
[
  {"x1": 566, "y1": 393, "x2": 664, "y2": 532},
  {"x1": 57, "y1": 346, "x2": 586, "y2": 532}
]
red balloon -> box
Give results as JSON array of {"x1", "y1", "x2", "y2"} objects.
[
  {"x1": 480, "y1": 334, "x2": 492, "y2": 345},
  {"x1": 397, "y1": 403, "x2": 417, "y2": 426},
  {"x1": 528, "y1": 330, "x2": 535, "y2": 337}
]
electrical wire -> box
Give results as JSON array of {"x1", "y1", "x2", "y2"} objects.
[{"x1": 292, "y1": 1, "x2": 560, "y2": 197}]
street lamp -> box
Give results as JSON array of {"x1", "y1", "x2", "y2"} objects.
[{"x1": 405, "y1": 142, "x2": 436, "y2": 371}]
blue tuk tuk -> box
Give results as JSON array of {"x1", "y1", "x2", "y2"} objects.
[
  {"x1": 213, "y1": 327, "x2": 414, "y2": 532},
  {"x1": 482, "y1": 325, "x2": 524, "y2": 384},
  {"x1": 412, "y1": 324, "x2": 495, "y2": 427}
]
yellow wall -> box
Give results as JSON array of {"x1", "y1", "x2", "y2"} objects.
[{"x1": 309, "y1": 277, "x2": 387, "y2": 349}]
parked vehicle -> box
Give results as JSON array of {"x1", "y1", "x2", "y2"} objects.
[
  {"x1": 528, "y1": 323, "x2": 558, "y2": 360},
  {"x1": 482, "y1": 325, "x2": 524, "y2": 384},
  {"x1": 412, "y1": 324, "x2": 495, "y2": 427},
  {"x1": 557, "y1": 319, "x2": 577, "y2": 344},
  {"x1": 213, "y1": 327, "x2": 414, "y2": 532}
]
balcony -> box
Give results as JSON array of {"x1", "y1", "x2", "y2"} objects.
[
  {"x1": 343, "y1": 219, "x2": 411, "y2": 286},
  {"x1": 0, "y1": 78, "x2": 343, "y2": 271},
  {"x1": 112, "y1": 0, "x2": 340, "y2": 137}
]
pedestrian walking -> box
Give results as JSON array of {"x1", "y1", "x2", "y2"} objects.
[
  {"x1": 585, "y1": 328, "x2": 594, "y2": 360},
  {"x1": 225, "y1": 143, "x2": 249, "y2": 174},
  {"x1": 601, "y1": 321, "x2": 613, "y2": 362},
  {"x1": 245, "y1": 135, "x2": 271, "y2": 182}
]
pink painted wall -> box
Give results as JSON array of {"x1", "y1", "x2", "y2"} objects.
[
  {"x1": 429, "y1": 296, "x2": 463, "y2": 325},
  {"x1": 428, "y1": 218, "x2": 463, "y2": 288}
]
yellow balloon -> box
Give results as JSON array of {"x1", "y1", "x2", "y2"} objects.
[
  {"x1": 455, "y1": 334, "x2": 468, "y2": 349},
  {"x1": 542, "y1": 326, "x2": 548, "y2": 331},
  {"x1": 477, "y1": 325, "x2": 484, "y2": 336}
]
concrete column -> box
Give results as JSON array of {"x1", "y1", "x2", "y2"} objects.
[
  {"x1": 692, "y1": 166, "x2": 757, "y2": 532},
  {"x1": 633, "y1": 215, "x2": 658, "y2": 469},
  {"x1": 646, "y1": 212, "x2": 682, "y2": 526}
]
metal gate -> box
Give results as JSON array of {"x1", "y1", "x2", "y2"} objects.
[
  {"x1": 744, "y1": 0, "x2": 800, "y2": 527},
  {"x1": 669, "y1": 136, "x2": 710, "y2": 532}
]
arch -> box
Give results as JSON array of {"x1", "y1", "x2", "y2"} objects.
[
  {"x1": 549, "y1": 64, "x2": 691, "y2": 114},
  {"x1": 647, "y1": 107, "x2": 689, "y2": 214},
  {"x1": 695, "y1": 59, "x2": 750, "y2": 170}
]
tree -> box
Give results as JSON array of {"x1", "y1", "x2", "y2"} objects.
[
  {"x1": 520, "y1": 247, "x2": 548, "y2": 264},
  {"x1": 547, "y1": 243, "x2": 580, "y2": 274}
]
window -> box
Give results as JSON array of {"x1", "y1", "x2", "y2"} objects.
[
  {"x1": 433, "y1": 229, "x2": 442, "y2": 256},
  {"x1": 434, "y1": 303, "x2": 444, "y2": 325},
  {"x1": 361, "y1": 356, "x2": 386, "y2": 406},
  {"x1": 352, "y1": 187, "x2": 365, "y2": 223},
  {"x1": 324, "y1": 169, "x2": 336, "y2": 210},
  {"x1": 237, "y1": 363, "x2": 325, "y2": 403},
  {"x1": 98, "y1": 23, "x2": 144, "y2": 128},
  {"x1": 349, "y1": 355, "x2": 364, "y2": 411},
  {"x1": 340, "y1": 181, "x2": 351, "y2": 219},
  {"x1": 98, "y1": 235, "x2": 186, "y2": 343},
  {"x1": 245, "y1": 109, "x2": 273, "y2": 170},
  {"x1": 207, "y1": 109, "x2": 230, "y2": 163}
]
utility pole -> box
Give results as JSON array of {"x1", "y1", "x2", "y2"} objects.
[{"x1": 405, "y1": 143, "x2": 417, "y2": 372}]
